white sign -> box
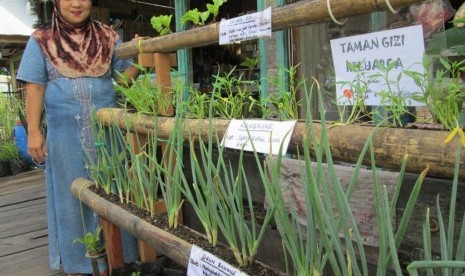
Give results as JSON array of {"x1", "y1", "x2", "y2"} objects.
[
  {"x1": 330, "y1": 25, "x2": 425, "y2": 106},
  {"x1": 221, "y1": 119, "x2": 296, "y2": 155},
  {"x1": 219, "y1": 7, "x2": 272, "y2": 45},
  {"x1": 187, "y1": 245, "x2": 248, "y2": 276}
]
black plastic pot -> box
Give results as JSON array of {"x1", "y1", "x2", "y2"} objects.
[
  {"x1": 9, "y1": 158, "x2": 30, "y2": 175},
  {"x1": 0, "y1": 160, "x2": 11, "y2": 177}
]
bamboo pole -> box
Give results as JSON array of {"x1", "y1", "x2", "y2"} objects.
[
  {"x1": 71, "y1": 178, "x2": 193, "y2": 266},
  {"x1": 96, "y1": 108, "x2": 465, "y2": 180},
  {"x1": 117, "y1": 0, "x2": 423, "y2": 58}
]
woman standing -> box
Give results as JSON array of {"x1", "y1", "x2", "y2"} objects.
[{"x1": 17, "y1": 0, "x2": 139, "y2": 275}]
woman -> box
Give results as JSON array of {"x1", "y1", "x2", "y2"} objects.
[{"x1": 17, "y1": 0, "x2": 139, "y2": 275}]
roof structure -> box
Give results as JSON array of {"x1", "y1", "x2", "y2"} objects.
[{"x1": 0, "y1": 0, "x2": 36, "y2": 61}]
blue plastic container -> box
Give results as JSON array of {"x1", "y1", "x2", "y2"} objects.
[{"x1": 13, "y1": 123, "x2": 33, "y2": 165}]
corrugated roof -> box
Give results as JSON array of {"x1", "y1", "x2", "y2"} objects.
[{"x1": 0, "y1": 0, "x2": 35, "y2": 37}]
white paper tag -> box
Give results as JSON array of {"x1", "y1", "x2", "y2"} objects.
[
  {"x1": 219, "y1": 7, "x2": 272, "y2": 45},
  {"x1": 187, "y1": 244, "x2": 249, "y2": 276},
  {"x1": 330, "y1": 25, "x2": 425, "y2": 106},
  {"x1": 221, "y1": 119, "x2": 296, "y2": 155}
]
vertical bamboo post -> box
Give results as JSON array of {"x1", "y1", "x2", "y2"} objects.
[{"x1": 100, "y1": 217, "x2": 124, "y2": 272}]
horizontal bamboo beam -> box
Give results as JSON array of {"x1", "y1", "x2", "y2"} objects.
[
  {"x1": 71, "y1": 178, "x2": 193, "y2": 266},
  {"x1": 117, "y1": 0, "x2": 423, "y2": 59},
  {"x1": 96, "y1": 108, "x2": 465, "y2": 180}
]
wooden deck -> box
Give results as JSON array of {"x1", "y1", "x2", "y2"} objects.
[{"x1": 0, "y1": 169, "x2": 66, "y2": 276}]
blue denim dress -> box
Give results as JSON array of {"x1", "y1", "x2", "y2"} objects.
[{"x1": 17, "y1": 37, "x2": 139, "y2": 274}]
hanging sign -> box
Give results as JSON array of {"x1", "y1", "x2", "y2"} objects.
[
  {"x1": 219, "y1": 7, "x2": 272, "y2": 45},
  {"x1": 221, "y1": 119, "x2": 296, "y2": 155},
  {"x1": 187, "y1": 245, "x2": 249, "y2": 276},
  {"x1": 330, "y1": 25, "x2": 426, "y2": 106}
]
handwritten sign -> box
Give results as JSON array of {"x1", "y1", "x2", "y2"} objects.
[
  {"x1": 187, "y1": 245, "x2": 248, "y2": 276},
  {"x1": 219, "y1": 7, "x2": 272, "y2": 45},
  {"x1": 221, "y1": 119, "x2": 296, "y2": 155},
  {"x1": 330, "y1": 25, "x2": 425, "y2": 106}
]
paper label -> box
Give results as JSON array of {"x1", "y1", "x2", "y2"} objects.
[
  {"x1": 187, "y1": 245, "x2": 248, "y2": 276},
  {"x1": 221, "y1": 119, "x2": 296, "y2": 155},
  {"x1": 219, "y1": 7, "x2": 272, "y2": 45},
  {"x1": 330, "y1": 25, "x2": 425, "y2": 106}
]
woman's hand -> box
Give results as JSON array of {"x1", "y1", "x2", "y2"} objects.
[{"x1": 25, "y1": 83, "x2": 47, "y2": 163}]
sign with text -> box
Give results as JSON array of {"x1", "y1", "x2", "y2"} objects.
[
  {"x1": 221, "y1": 119, "x2": 296, "y2": 155},
  {"x1": 219, "y1": 7, "x2": 272, "y2": 45},
  {"x1": 330, "y1": 25, "x2": 425, "y2": 106},
  {"x1": 187, "y1": 245, "x2": 248, "y2": 276}
]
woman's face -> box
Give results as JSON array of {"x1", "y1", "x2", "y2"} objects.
[{"x1": 58, "y1": 0, "x2": 92, "y2": 25}]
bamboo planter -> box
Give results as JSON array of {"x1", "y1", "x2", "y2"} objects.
[
  {"x1": 96, "y1": 108, "x2": 465, "y2": 180},
  {"x1": 71, "y1": 178, "x2": 282, "y2": 275}
]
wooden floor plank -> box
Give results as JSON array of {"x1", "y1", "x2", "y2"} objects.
[
  {"x1": 0, "y1": 186, "x2": 46, "y2": 207},
  {"x1": 0, "y1": 170, "x2": 66, "y2": 276},
  {"x1": 0, "y1": 197, "x2": 46, "y2": 216}
]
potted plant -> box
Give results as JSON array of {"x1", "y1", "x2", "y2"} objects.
[
  {"x1": 0, "y1": 140, "x2": 13, "y2": 177},
  {"x1": 0, "y1": 140, "x2": 29, "y2": 175},
  {"x1": 73, "y1": 226, "x2": 109, "y2": 276}
]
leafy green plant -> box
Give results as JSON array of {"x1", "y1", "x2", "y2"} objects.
[
  {"x1": 206, "y1": 0, "x2": 227, "y2": 22},
  {"x1": 115, "y1": 67, "x2": 174, "y2": 116},
  {"x1": 370, "y1": 60, "x2": 414, "y2": 127},
  {"x1": 0, "y1": 93, "x2": 16, "y2": 141},
  {"x1": 82, "y1": 117, "x2": 114, "y2": 194},
  {"x1": 154, "y1": 100, "x2": 185, "y2": 229},
  {"x1": 0, "y1": 141, "x2": 19, "y2": 161},
  {"x1": 407, "y1": 135, "x2": 465, "y2": 275},
  {"x1": 334, "y1": 61, "x2": 372, "y2": 125},
  {"x1": 250, "y1": 80, "x2": 427, "y2": 275},
  {"x1": 180, "y1": 0, "x2": 228, "y2": 27},
  {"x1": 404, "y1": 56, "x2": 465, "y2": 130},
  {"x1": 150, "y1": 14, "x2": 173, "y2": 36},
  {"x1": 211, "y1": 68, "x2": 256, "y2": 118},
  {"x1": 180, "y1": 8, "x2": 210, "y2": 27},
  {"x1": 265, "y1": 64, "x2": 303, "y2": 120},
  {"x1": 177, "y1": 133, "x2": 219, "y2": 246},
  {"x1": 73, "y1": 226, "x2": 105, "y2": 256},
  {"x1": 183, "y1": 87, "x2": 211, "y2": 119},
  {"x1": 240, "y1": 56, "x2": 259, "y2": 81}
]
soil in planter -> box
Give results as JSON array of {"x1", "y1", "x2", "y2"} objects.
[
  {"x1": 92, "y1": 187, "x2": 281, "y2": 276},
  {"x1": 111, "y1": 256, "x2": 186, "y2": 276}
]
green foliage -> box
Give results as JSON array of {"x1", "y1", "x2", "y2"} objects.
[
  {"x1": 370, "y1": 60, "x2": 413, "y2": 127},
  {"x1": 150, "y1": 14, "x2": 173, "y2": 36},
  {"x1": 206, "y1": 0, "x2": 227, "y2": 22},
  {"x1": 334, "y1": 61, "x2": 372, "y2": 125},
  {"x1": 180, "y1": 8, "x2": 209, "y2": 26},
  {"x1": 404, "y1": 56, "x2": 465, "y2": 130},
  {"x1": 180, "y1": 0, "x2": 227, "y2": 27},
  {"x1": 407, "y1": 139, "x2": 465, "y2": 275},
  {"x1": 265, "y1": 64, "x2": 303, "y2": 120},
  {"x1": 115, "y1": 66, "x2": 175, "y2": 116},
  {"x1": 73, "y1": 226, "x2": 105, "y2": 256},
  {"x1": 211, "y1": 68, "x2": 257, "y2": 119},
  {"x1": 0, "y1": 141, "x2": 19, "y2": 161},
  {"x1": 0, "y1": 93, "x2": 17, "y2": 141}
]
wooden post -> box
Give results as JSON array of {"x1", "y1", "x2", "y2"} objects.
[
  {"x1": 100, "y1": 217, "x2": 124, "y2": 272},
  {"x1": 153, "y1": 52, "x2": 173, "y2": 116}
]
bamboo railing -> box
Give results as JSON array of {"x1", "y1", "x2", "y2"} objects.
[
  {"x1": 116, "y1": 0, "x2": 424, "y2": 59},
  {"x1": 97, "y1": 108, "x2": 465, "y2": 180}
]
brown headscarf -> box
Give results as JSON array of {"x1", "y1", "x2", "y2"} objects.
[{"x1": 32, "y1": 0, "x2": 119, "y2": 78}]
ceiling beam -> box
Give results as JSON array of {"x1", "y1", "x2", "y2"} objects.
[{"x1": 0, "y1": 36, "x2": 30, "y2": 44}]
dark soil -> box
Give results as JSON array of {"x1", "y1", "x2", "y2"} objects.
[{"x1": 92, "y1": 187, "x2": 281, "y2": 276}]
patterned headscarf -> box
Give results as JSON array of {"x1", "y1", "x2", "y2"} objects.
[{"x1": 32, "y1": 0, "x2": 119, "y2": 78}]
